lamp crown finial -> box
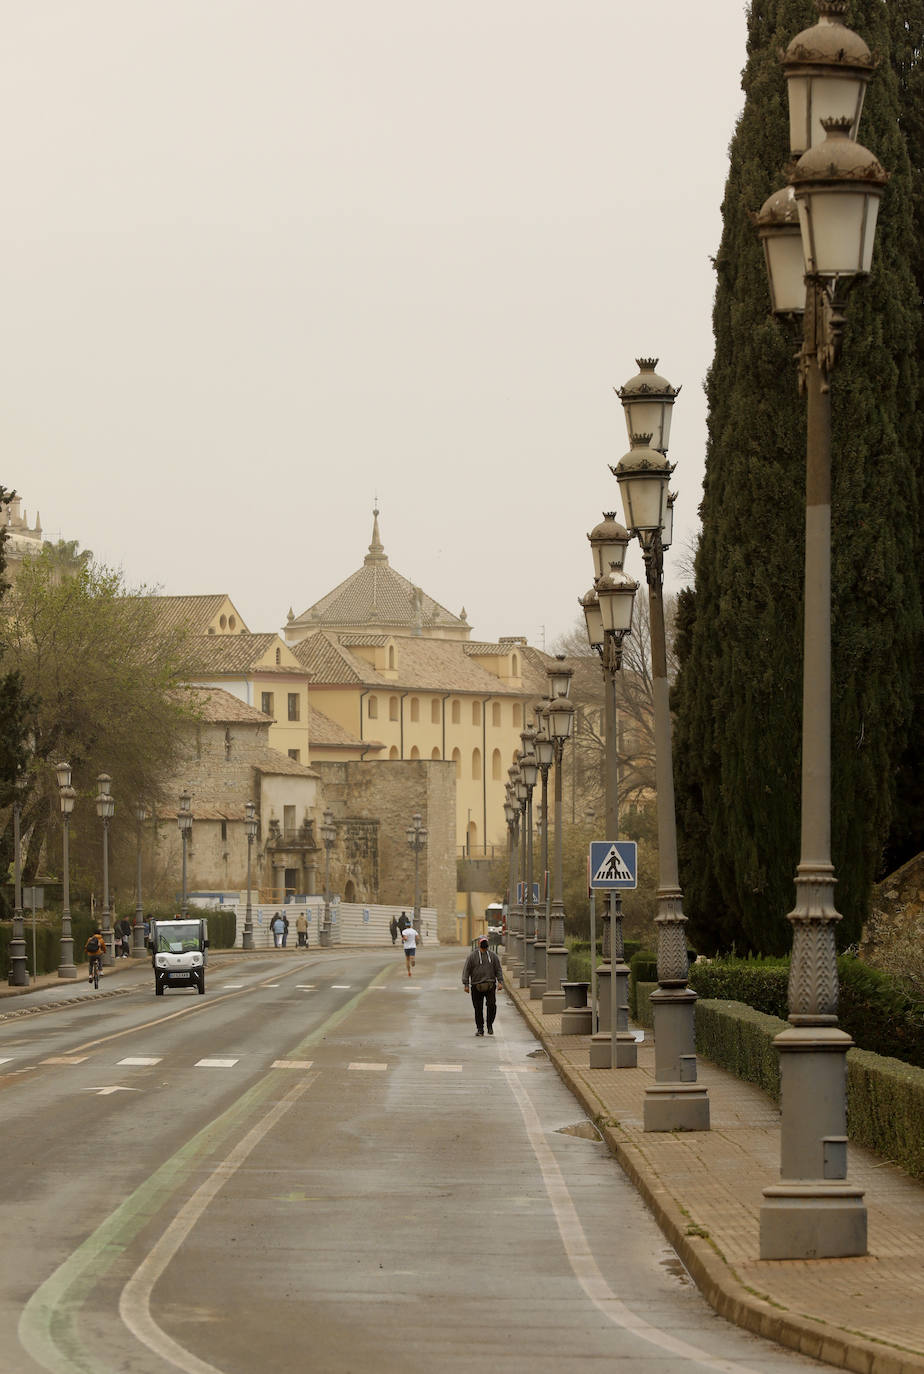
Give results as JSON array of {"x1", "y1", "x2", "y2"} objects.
[
  {"x1": 820, "y1": 114, "x2": 854, "y2": 135},
  {"x1": 630, "y1": 432, "x2": 654, "y2": 446},
  {"x1": 635, "y1": 357, "x2": 658, "y2": 370}
]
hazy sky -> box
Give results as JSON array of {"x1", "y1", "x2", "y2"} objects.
[{"x1": 2, "y1": 1, "x2": 750, "y2": 650}]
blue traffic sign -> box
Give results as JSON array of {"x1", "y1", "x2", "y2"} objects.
[{"x1": 589, "y1": 841, "x2": 637, "y2": 889}]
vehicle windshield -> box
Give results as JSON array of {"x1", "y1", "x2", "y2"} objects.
[{"x1": 156, "y1": 922, "x2": 202, "y2": 954}]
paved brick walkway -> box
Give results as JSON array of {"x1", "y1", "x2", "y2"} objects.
[{"x1": 507, "y1": 980, "x2": 924, "y2": 1374}]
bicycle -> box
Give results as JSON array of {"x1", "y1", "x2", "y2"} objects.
[{"x1": 88, "y1": 955, "x2": 103, "y2": 990}]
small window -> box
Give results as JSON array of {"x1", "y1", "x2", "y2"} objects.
[
  {"x1": 219, "y1": 614, "x2": 227, "y2": 629},
  {"x1": 472, "y1": 748, "x2": 482, "y2": 780},
  {"x1": 431, "y1": 699, "x2": 440, "y2": 724},
  {"x1": 431, "y1": 747, "x2": 440, "y2": 759},
  {"x1": 512, "y1": 653, "x2": 519, "y2": 676},
  {"x1": 388, "y1": 645, "x2": 396, "y2": 669},
  {"x1": 410, "y1": 745, "x2": 420, "y2": 759},
  {"x1": 283, "y1": 805, "x2": 296, "y2": 834},
  {"x1": 452, "y1": 747, "x2": 461, "y2": 779},
  {"x1": 389, "y1": 745, "x2": 399, "y2": 759},
  {"x1": 276, "y1": 647, "x2": 282, "y2": 665},
  {"x1": 513, "y1": 704, "x2": 522, "y2": 728},
  {"x1": 261, "y1": 691, "x2": 275, "y2": 717},
  {"x1": 368, "y1": 696, "x2": 378, "y2": 719},
  {"x1": 492, "y1": 748, "x2": 502, "y2": 780},
  {"x1": 451, "y1": 700, "x2": 461, "y2": 725},
  {"x1": 228, "y1": 615, "x2": 237, "y2": 631},
  {"x1": 220, "y1": 820, "x2": 227, "y2": 842},
  {"x1": 288, "y1": 748, "x2": 301, "y2": 762},
  {"x1": 389, "y1": 696, "x2": 399, "y2": 722},
  {"x1": 410, "y1": 697, "x2": 420, "y2": 722},
  {"x1": 288, "y1": 693, "x2": 300, "y2": 721},
  {"x1": 492, "y1": 701, "x2": 501, "y2": 726},
  {"x1": 472, "y1": 701, "x2": 481, "y2": 726}
]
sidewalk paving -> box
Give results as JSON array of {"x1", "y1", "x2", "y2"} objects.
[{"x1": 506, "y1": 978, "x2": 924, "y2": 1374}]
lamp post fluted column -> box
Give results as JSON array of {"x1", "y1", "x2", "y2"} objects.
[
  {"x1": 133, "y1": 803, "x2": 147, "y2": 957},
  {"x1": 57, "y1": 771, "x2": 78, "y2": 979},
  {"x1": 503, "y1": 798, "x2": 518, "y2": 967},
  {"x1": 540, "y1": 692, "x2": 574, "y2": 1013},
  {"x1": 320, "y1": 809, "x2": 336, "y2": 946},
  {"x1": 9, "y1": 794, "x2": 28, "y2": 986},
  {"x1": 96, "y1": 774, "x2": 115, "y2": 966},
  {"x1": 177, "y1": 790, "x2": 193, "y2": 918},
  {"x1": 406, "y1": 812, "x2": 428, "y2": 934},
  {"x1": 243, "y1": 800, "x2": 258, "y2": 950},
  {"x1": 614, "y1": 362, "x2": 709, "y2": 1132},
  {"x1": 753, "y1": 6, "x2": 884, "y2": 1257},
  {"x1": 530, "y1": 722, "x2": 553, "y2": 1001}
]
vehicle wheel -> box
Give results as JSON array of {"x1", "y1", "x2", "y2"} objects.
[
  {"x1": 155, "y1": 977, "x2": 164, "y2": 996},
  {"x1": 197, "y1": 976, "x2": 205, "y2": 995}
]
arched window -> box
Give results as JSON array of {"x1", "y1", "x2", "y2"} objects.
[
  {"x1": 410, "y1": 697, "x2": 420, "y2": 722},
  {"x1": 492, "y1": 701, "x2": 501, "y2": 727},
  {"x1": 410, "y1": 745, "x2": 420, "y2": 759},
  {"x1": 472, "y1": 748, "x2": 482, "y2": 780},
  {"x1": 512, "y1": 653, "x2": 519, "y2": 676},
  {"x1": 344, "y1": 879, "x2": 356, "y2": 902},
  {"x1": 451, "y1": 699, "x2": 461, "y2": 725},
  {"x1": 472, "y1": 701, "x2": 481, "y2": 726},
  {"x1": 368, "y1": 696, "x2": 378, "y2": 719},
  {"x1": 389, "y1": 696, "x2": 399, "y2": 721},
  {"x1": 468, "y1": 820, "x2": 478, "y2": 854},
  {"x1": 389, "y1": 745, "x2": 399, "y2": 760},
  {"x1": 431, "y1": 699, "x2": 441, "y2": 724},
  {"x1": 388, "y1": 645, "x2": 396, "y2": 669},
  {"x1": 431, "y1": 747, "x2": 441, "y2": 759},
  {"x1": 513, "y1": 704, "x2": 522, "y2": 727},
  {"x1": 492, "y1": 748, "x2": 502, "y2": 780},
  {"x1": 275, "y1": 648, "x2": 281, "y2": 665},
  {"x1": 451, "y1": 747, "x2": 461, "y2": 780}
]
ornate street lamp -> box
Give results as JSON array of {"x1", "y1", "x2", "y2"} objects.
[
  {"x1": 243, "y1": 800, "x2": 258, "y2": 950},
  {"x1": 614, "y1": 372, "x2": 709, "y2": 1134},
  {"x1": 614, "y1": 358, "x2": 680, "y2": 456},
  {"x1": 517, "y1": 736, "x2": 539, "y2": 989},
  {"x1": 506, "y1": 764, "x2": 524, "y2": 972},
  {"x1": 9, "y1": 771, "x2": 27, "y2": 987},
  {"x1": 320, "y1": 808, "x2": 336, "y2": 947},
  {"x1": 96, "y1": 774, "x2": 115, "y2": 965},
  {"x1": 541, "y1": 694, "x2": 575, "y2": 1014},
  {"x1": 755, "y1": 4, "x2": 884, "y2": 1263},
  {"x1": 530, "y1": 710, "x2": 555, "y2": 1002},
  {"x1": 177, "y1": 790, "x2": 193, "y2": 917},
  {"x1": 585, "y1": 511, "x2": 640, "y2": 1070},
  {"x1": 503, "y1": 795, "x2": 519, "y2": 966},
  {"x1": 406, "y1": 812, "x2": 428, "y2": 933},
  {"x1": 133, "y1": 802, "x2": 147, "y2": 956},
  {"x1": 55, "y1": 762, "x2": 77, "y2": 979}
]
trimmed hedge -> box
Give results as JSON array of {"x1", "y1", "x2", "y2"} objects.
[
  {"x1": 688, "y1": 955, "x2": 924, "y2": 1068},
  {"x1": 691, "y1": 999, "x2": 924, "y2": 1181}
]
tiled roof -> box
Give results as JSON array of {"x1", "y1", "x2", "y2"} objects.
[
  {"x1": 309, "y1": 706, "x2": 383, "y2": 752},
  {"x1": 294, "y1": 630, "x2": 542, "y2": 698},
  {"x1": 252, "y1": 748, "x2": 319, "y2": 778},
  {"x1": 288, "y1": 511, "x2": 467, "y2": 633},
  {"x1": 179, "y1": 686, "x2": 272, "y2": 725},
  {"x1": 184, "y1": 634, "x2": 312, "y2": 677},
  {"x1": 338, "y1": 634, "x2": 390, "y2": 647},
  {"x1": 137, "y1": 595, "x2": 250, "y2": 635}
]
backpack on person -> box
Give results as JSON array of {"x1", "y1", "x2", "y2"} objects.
[{"x1": 86, "y1": 935, "x2": 102, "y2": 955}]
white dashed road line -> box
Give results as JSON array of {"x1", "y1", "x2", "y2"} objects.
[
  {"x1": 118, "y1": 1057, "x2": 162, "y2": 1066},
  {"x1": 347, "y1": 1062, "x2": 388, "y2": 1071},
  {"x1": 271, "y1": 1060, "x2": 314, "y2": 1069},
  {"x1": 195, "y1": 1058, "x2": 239, "y2": 1069},
  {"x1": 424, "y1": 1064, "x2": 463, "y2": 1072}
]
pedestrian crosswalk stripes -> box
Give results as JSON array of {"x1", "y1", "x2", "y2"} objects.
[{"x1": 4, "y1": 1053, "x2": 543, "y2": 1076}]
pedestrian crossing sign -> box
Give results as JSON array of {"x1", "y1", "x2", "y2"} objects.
[{"x1": 589, "y1": 841, "x2": 637, "y2": 889}]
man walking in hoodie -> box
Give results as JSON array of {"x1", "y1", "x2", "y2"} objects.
[{"x1": 462, "y1": 937, "x2": 504, "y2": 1037}]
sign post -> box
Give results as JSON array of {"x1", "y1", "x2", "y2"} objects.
[{"x1": 588, "y1": 841, "x2": 638, "y2": 891}]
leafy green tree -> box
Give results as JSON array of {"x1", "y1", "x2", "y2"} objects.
[
  {"x1": 1, "y1": 549, "x2": 200, "y2": 893},
  {"x1": 0, "y1": 487, "x2": 34, "y2": 916},
  {"x1": 673, "y1": 0, "x2": 923, "y2": 955}
]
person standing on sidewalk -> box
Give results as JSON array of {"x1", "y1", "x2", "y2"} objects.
[
  {"x1": 400, "y1": 921, "x2": 418, "y2": 976},
  {"x1": 462, "y1": 937, "x2": 504, "y2": 1036}
]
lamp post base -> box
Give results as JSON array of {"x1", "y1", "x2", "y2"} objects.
[
  {"x1": 589, "y1": 1033, "x2": 612, "y2": 1068},
  {"x1": 242, "y1": 929, "x2": 254, "y2": 951},
  {"x1": 613, "y1": 1031, "x2": 638, "y2": 1068},
  {"x1": 541, "y1": 990, "x2": 566, "y2": 1015},
  {"x1": 760, "y1": 1184, "x2": 867, "y2": 1259},
  {"x1": 643, "y1": 1082, "x2": 710, "y2": 1133},
  {"x1": 529, "y1": 979, "x2": 547, "y2": 1000},
  {"x1": 319, "y1": 927, "x2": 331, "y2": 947}
]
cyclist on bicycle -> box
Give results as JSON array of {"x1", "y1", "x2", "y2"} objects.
[{"x1": 85, "y1": 929, "x2": 105, "y2": 984}]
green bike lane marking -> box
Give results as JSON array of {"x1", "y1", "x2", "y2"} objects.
[{"x1": 18, "y1": 960, "x2": 396, "y2": 1374}]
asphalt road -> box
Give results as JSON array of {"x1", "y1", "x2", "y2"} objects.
[{"x1": 0, "y1": 947, "x2": 826, "y2": 1374}]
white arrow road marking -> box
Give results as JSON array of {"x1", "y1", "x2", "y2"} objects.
[{"x1": 84, "y1": 1086, "x2": 141, "y2": 1096}]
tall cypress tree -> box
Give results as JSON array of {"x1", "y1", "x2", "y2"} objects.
[{"x1": 673, "y1": 0, "x2": 923, "y2": 955}]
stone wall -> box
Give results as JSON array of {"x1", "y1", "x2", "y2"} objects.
[{"x1": 313, "y1": 759, "x2": 457, "y2": 943}]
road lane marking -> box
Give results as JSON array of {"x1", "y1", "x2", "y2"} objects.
[
  {"x1": 41, "y1": 1056, "x2": 89, "y2": 1065},
  {"x1": 118, "y1": 1057, "x2": 162, "y2": 1066},
  {"x1": 348, "y1": 1062, "x2": 387, "y2": 1071},
  {"x1": 195, "y1": 1058, "x2": 239, "y2": 1069},
  {"x1": 424, "y1": 1064, "x2": 463, "y2": 1072},
  {"x1": 0, "y1": 1057, "x2": 12, "y2": 1065},
  {"x1": 271, "y1": 1059, "x2": 314, "y2": 1069},
  {"x1": 330, "y1": 984, "x2": 351, "y2": 989},
  {"x1": 295, "y1": 985, "x2": 316, "y2": 990},
  {"x1": 221, "y1": 984, "x2": 245, "y2": 989},
  {"x1": 503, "y1": 1049, "x2": 768, "y2": 1374},
  {"x1": 84, "y1": 1086, "x2": 141, "y2": 1096},
  {"x1": 119, "y1": 1072, "x2": 319, "y2": 1374}
]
